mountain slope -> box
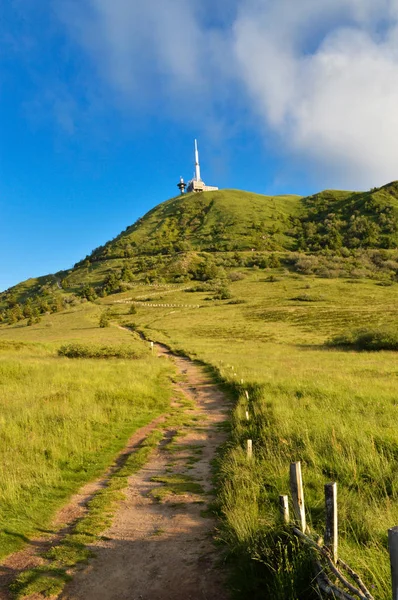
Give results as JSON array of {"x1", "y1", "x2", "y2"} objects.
[
  {"x1": 82, "y1": 189, "x2": 302, "y2": 262},
  {"x1": 295, "y1": 182, "x2": 398, "y2": 251}
]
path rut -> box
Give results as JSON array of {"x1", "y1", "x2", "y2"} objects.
[{"x1": 60, "y1": 345, "x2": 231, "y2": 600}]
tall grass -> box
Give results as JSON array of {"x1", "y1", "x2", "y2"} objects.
[
  {"x1": 0, "y1": 344, "x2": 172, "y2": 558},
  {"x1": 125, "y1": 271, "x2": 398, "y2": 598}
]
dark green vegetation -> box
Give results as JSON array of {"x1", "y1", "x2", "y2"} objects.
[
  {"x1": 295, "y1": 182, "x2": 398, "y2": 251},
  {"x1": 3, "y1": 183, "x2": 398, "y2": 599},
  {"x1": 328, "y1": 327, "x2": 398, "y2": 351},
  {"x1": 58, "y1": 342, "x2": 143, "y2": 359}
]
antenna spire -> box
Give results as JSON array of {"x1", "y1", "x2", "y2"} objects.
[
  {"x1": 194, "y1": 139, "x2": 201, "y2": 181},
  {"x1": 180, "y1": 139, "x2": 218, "y2": 193}
]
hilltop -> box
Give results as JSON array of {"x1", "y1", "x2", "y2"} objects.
[{"x1": 79, "y1": 188, "x2": 301, "y2": 258}]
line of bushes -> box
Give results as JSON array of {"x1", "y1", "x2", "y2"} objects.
[
  {"x1": 327, "y1": 327, "x2": 398, "y2": 351},
  {"x1": 58, "y1": 343, "x2": 144, "y2": 359}
]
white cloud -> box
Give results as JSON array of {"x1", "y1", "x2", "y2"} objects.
[
  {"x1": 58, "y1": 0, "x2": 234, "y2": 117},
  {"x1": 233, "y1": 0, "x2": 398, "y2": 187},
  {"x1": 58, "y1": 0, "x2": 398, "y2": 187}
]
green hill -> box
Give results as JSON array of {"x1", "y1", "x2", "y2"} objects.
[
  {"x1": 3, "y1": 182, "x2": 398, "y2": 314},
  {"x1": 82, "y1": 189, "x2": 301, "y2": 259}
]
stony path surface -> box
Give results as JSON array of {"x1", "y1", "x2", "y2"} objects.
[{"x1": 59, "y1": 345, "x2": 231, "y2": 600}]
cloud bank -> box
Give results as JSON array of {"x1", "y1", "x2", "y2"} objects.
[{"x1": 59, "y1": 0, "x2": 398, "y2": 188}]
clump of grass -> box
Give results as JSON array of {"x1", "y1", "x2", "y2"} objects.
[
  {"x1": 10, "y1": 567, "x2": 72, "y2": 599},
  {"x1": 327, "y1": 327, "x2": 398, "y2": 351},
  {"x1": 0, "y1": 340, "x2": 32, "y2": 351},
  {"x1": 290, "y1": 294, "x2": 323, "y2": 302},
  {"x1": 58, "y1": 342, "x2": 144, "y2": 359},
  {"x1": 149, "y1": 474, "x2": 204, "y2": 502}
]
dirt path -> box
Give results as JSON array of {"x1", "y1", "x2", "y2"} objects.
[
  {"x1": 0, "y1": 416, "x2": 166, "y2": 600},
  {"x1": 60, "y1": 345, "x2": 231, "y2": 600}
]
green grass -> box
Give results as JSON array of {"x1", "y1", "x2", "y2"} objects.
[
  {"x1": 328, "y1": 327, "x2": 398, "y2": 350},
  {"x1": 10, "y1": 425, "x2": 166, "y2": 598},
  {"x1": 85, "y1": 189, "x2": 302, "y2": 258},
  {"x1": 58, "y1": 341, "x2": 145, "y2": 358},
  {"x1": 116, "y1": 269, "x2": 398, "y2": 599},
  {"x1": 149, "y1": 474, "x2": 205, "y2": 502},
  {"x1": 0, "y1": 337, "x2": 172, "y2": 560},
  {"x1": 10, "y1": 387, "x2": 203, "y2": 598},
  {"x1": 4, "y1": 180, "x2": 398, "y2": 598}
]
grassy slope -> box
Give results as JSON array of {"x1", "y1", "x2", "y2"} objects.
[
  {"x1": 101, "y1": 189, "x2": 302, "y2": 253},
  {"x1": 296, "y1": 182, "x2": 398, "y2": 250},
  {"x1": 0, "y1": 302, "x2": 131, "y2": 344},
  {"x1": 104, "y1": 272, "x2": 398, "y2": 599},
  {"x1": 0, "y1": 305, "x2": 173, "y2": 559}
]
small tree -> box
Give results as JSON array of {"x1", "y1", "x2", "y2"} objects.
[
  {"x1": 23, "y1": 299, "x2": 33, "y2": 319},
  {"x1": 129, "y1": 305, "x2": 137, "y2": 315},
  {"x1": 99, "y1": 313, "x2": 110, "y2": 328}
]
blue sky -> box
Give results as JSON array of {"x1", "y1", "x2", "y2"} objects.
[{"x1": 2, "y1": 0, "x2": 398, "y2": 291}]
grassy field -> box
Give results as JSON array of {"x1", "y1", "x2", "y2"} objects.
[
  {"x1": 0, "y1": 305, "x2": 173, "y2": 559},
  {"x1": 103, "y1": 270, "x2": 398, "y2": 598},
  {"x1": 3, "y1": 260, "x2": 398, "y2": 597}
]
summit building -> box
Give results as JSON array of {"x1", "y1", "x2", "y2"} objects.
[{"x1": 177, "y1": 140, "x2": 218, "y2": 195}]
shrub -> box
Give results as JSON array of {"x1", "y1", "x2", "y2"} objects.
[
  {"x1": 58, "y1": 343, "x2": 142, "y2": 359},
  {"x1": 213, "y1": 286, "x2": 232, "y2": 300},
  {"x1": 327, "y1": 328, "x2": 398, "y2": 351},
  {"x1": 291, "y1": 294, "x2": 323, "y2": 302},
  {"x1": 99, "y1": 313, "x2": 110, "y2": 328},
  {"x1": 228, "y1": 271, "x2": 245, "y2": 282}
]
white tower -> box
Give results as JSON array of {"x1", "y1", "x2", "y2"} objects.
[
  {"x1": 185, "y1": 140, "x2": 218, "y2": 193},
  {"x1": 194, "y1": 139, "x2": 201, "y2": 182}
]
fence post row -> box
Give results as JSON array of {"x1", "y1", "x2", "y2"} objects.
[
  {"x1": 289, "y1": 461, "x2": 306, "y2": 533},
  {"x1": 279, "y1": 494, "x2": 290, "y2": 525},
  {"x1": 280, "y1": 464, "x2": 377, "y2": 599},
  {"x1": 325, "y1": 482, "x2": 338, "y2": 564},
  {"x1": 246, "y1": 439, "x2": 253, "y2": 460}
]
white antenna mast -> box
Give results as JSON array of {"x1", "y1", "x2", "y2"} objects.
[{"x1": 194, "y1": 139, "x2": 201, "y2": 181}]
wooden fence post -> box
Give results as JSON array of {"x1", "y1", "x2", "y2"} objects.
[
  {"x1": 325, "y1": 482, "x2": 338, "y2": 563},
  {"x1": 389, "y1": 526, "x2": 398, "y2": 600},
  {"x1": 150, "y1": 341, "x2": 154, "y2": 355},
  {"x1": 290, "y1": 461, "x2": 306, "y2": 532},
  {"x1": 245, "y1": 410, "x2": 250, "y2": 421},
  {"x1": 246, "y1": 439, "x2": 253, "y2": 460},
  {"x1": 245, "y1": 390, "x2": 249, "y2": 401},
  {"x1": 279, "y1": 495, "x2": 290, "y2": 524}
]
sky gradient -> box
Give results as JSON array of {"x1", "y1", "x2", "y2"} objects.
[{"x1": 2, "y1": 0, "x2": 398, "y2": 291}]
